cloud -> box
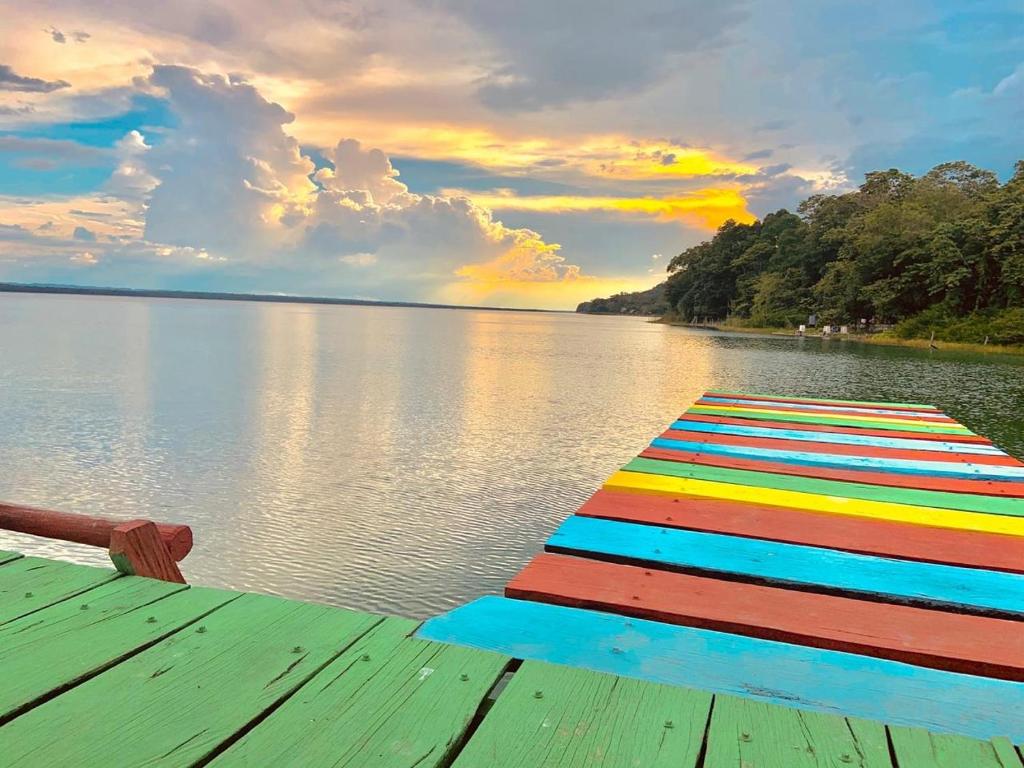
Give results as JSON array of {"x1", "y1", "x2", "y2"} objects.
[
  {"x1": 437, "y1": 0, "x2": 749, "y2": 110},
  {"x1": 43, "y1": 26, "x2": 89, "y2": 44},
  {"x1": 0, "y1": 64, "x2": 70, "y2": 92},
  {"x1": 72, "y1": 225, "x2": 96, "y2": 241},
  {"x1": 70, "y1": 251, "x2": 98, "y2": 264}
]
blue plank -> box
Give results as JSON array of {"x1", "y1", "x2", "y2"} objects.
[
  {"x1": 547, "y1": 516, "x2": 1024, "y2": 617},
  {"x1": 672, "y1": 419, "x2": 1007, "y2": 456},
  {"x1": 651, "y1": 437, "x2": 1024, "y2": 480},
  {"x1": 417, "y1": 596, "x2": 1024, "y2": 741},
  {"x1": 699, "y1": 396, "x2": 953, "y2": 419}
]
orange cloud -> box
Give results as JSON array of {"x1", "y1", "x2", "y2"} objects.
[{"x1": 449, "y1": 187, "x2": 755, "y2": 230}]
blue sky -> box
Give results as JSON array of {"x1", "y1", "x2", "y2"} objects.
[{"x1": 0, "y1": 0, "x2": 1020, "y2": 308}]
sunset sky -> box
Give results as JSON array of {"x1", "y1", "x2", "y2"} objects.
[{"x1": 0, "y1": 2, "x2": 1021, "y2": 309}]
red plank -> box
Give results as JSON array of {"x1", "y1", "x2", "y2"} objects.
[
  {"x1": 661, "y1": 428, "x2": 1024, "y2": 466},
  {"x1": 706, "y1": 391, "x2": 942, "y2": 413},
  {"x1": 695, "y1": 398, "x2": 959, "y2": 423},
  {"x1": 681, "y1": 412, "x2": 994, "y2": 444},
  {"x1": 576, "y1": 489, "x2": 1024, "y2": 574},
  {"x1": 638, "y1": 447, "x2": 1024, "y2": 498},
  {"x1": 508, "y1": 553, "x2": 1024, "y2": 680}
]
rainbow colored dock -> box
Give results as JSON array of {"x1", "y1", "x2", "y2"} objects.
[{"x1": 420, "y1": 391, "x2": 1024, "y2": 744}]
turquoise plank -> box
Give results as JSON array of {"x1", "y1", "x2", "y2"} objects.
[
  {"x1": 671, "y1": 419, "x2": 1006, "y2": 455},
  {"x1": 417, "y1": 596, "x2": 1024, "y2": 742},
  {"x1": 650, "y1": 437, "x2": 1024, "y2": 480},
  {"x1": 700, "y1": 395, "x2": 953, "y2": 419},
  {"x1": 547, "y1": 516, "x2": 1024, "y2": 617}
]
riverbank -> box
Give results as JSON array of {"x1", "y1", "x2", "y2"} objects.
[{"x1": 655, "y1": 317, "x2": 1024, "y2": 359}]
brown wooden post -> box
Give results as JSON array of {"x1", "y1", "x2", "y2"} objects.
[{"x1": 108, "y1": 520, "x2": 186, "y2": 583}]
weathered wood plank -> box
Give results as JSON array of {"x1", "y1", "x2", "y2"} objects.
[
  {"x1": 578, "y1": 490, "x2": 1024, "y2": 574},
  {"x1": 704, "y1": 390, "x2": 939, "y2": 411},
  {"x1": 623, "y1": 457, "x2": 1024, "y2": 517},
  {"x1": 0, "y1": 579, "x2": 237, "y2": 721},
  {"x1": 604, "y1": 470, "x2": 1024, "y2": 538},
  {"x1": 0, "y1": 592, "x2": 382, "y2": 767},
  {"x1": 888, "y1": 726, "x2": 1024, "y2": 767},
  {"x1": 685, "y1": 404, "x2": 973, "y2": 434},
  {"x1": 0, "y1": 551, "x2": 22, "y2": 566},
  {"x1": 509, "y1": 553, "x2": 1024, "y2": 679},
  {"x1": 695, "y1": 398, "x2": 959, "y2": 424},
  {"x1": 0, "y1": 557, "x2": 119, "y2": 626},
  {"x1": 416, "y1": 597, "x2": 1024, "y2": 741},
  {"x1": 651, "y1": 436, "x2": 1024, "y2": 480},
  {"x1": 547, "y1": 516, "x2": 1024, "y2": 617},
  {"x1": 676, "y1": 415, "x2": 996, "y2": 447},
  {"x1": 661, "y1": 427, "x2": 1022, "y2": 465},
  {"x1": 451, "y1": 660, "x2": 712, "y2": 768},
  {"x1": 641, "y1": 447, "x2": 1024, "y2": 497},
  {"x1": 703, "y1": 695, "x2": 893, "y2": 767},
  {"x1": 699, "y1": 395, "x2": 949, "y2": 419},
  {"x1": 213, "y1": 617, "x2": 508, "y2": 767}
]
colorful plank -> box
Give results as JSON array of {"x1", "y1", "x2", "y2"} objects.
[
  {"x1": 640, "y1": 446, "x2": 1024, "y2": 497},
  {"x1": 417, "y1": 596, "x2": 1024, "y2": 741},
  {"x1": 0, "y1": 593, "x2": 382, "y2": 767},
  {"x1": 685, "y1": 404, "x2": 974, "y2": 434},
  {"x1": 451, "y1": 660, "x2": 712, "y2": 768},
  {"x1": 622, "y1": 457, "x2": 1024, "y2": 517},
  {"x1": 677, "y1": 415, "x2": 996, "y2": 446},
  {"x1": 695, "y1": 398, "x2": 960, "y2": 424},
  {"x1": 705, "y1": 390, "x2": 940, "y2": 411},
  {"x1": 578, "y1": 489, "x2": 1024, "y2": 574},
  {"x1": 509, "y1": 553, "x2": 1024, "y2": 679},
  {"x1": 547, "y1": 515, "x2": 1024, "y2": 617},
  {"x1": 703, "y1": 696, "x2": 893, "y2": 767},
  {"x1": 0, "y1": 551, "x2": 22, "y2": 566},
  {"x1": 888, "y1": 727, "x2": 1024, "y2": 768},
  {"x1": 700, "y1": 395, "x2": 953, "y2": 419},
  {"x1": 652, "y1": 435, "x2": 1024, "y2": 479},
  {"x1": 0, "y1": 556, "x2": 120, "y2": 626},
  {"x1": 0, "y1": 579, "x2": 237, "y2": 721},
  {"x1": 213, "y1": 617, "x2": 509, "y2": 768}
]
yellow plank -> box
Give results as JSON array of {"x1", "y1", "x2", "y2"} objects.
[
  {"x1": 604, "y1": 471, "x2": 1024, "y2": 538},
  {"x1": 689, "y1": 404, "x2": 972, "y2": 432}
]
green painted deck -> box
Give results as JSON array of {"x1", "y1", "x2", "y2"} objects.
[{"x1": 0, "y1": 550, "x2": 1020, "y2": 767}]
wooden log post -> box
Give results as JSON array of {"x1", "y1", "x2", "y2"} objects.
[{"x1": 108, "y1": 520, "x2": 186, "y2": 583}]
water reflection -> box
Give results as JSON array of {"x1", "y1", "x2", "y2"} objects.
[{"x1": 0, "y1": 294, "x2": 1021, "y2": 617}]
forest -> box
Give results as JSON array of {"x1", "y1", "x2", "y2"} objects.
[{"x1": 580, "y1": 161, "x2": 1024, "y2": 345}]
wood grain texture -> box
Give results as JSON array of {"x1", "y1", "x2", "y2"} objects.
[
  {"x1": 640, "y1": 447, "x2": 1024, "y2": 497},
  {"x1": 0, "y1": 580, "x2": 236, "y2": 721},
  {"x1": 214, "y1": 617, "x2": 508, "y2": 768},
  {"x1": 577, "y1": 490, "x2": 1024, "y2": 574},
  {"x1": 0, "y1": 557, "x2": 119, "y2": 626},
  {"x1": 699, "y1": 395, "x2": 951, "y2": 419},
  {"x1": 0, "y1": 592, "x2": 382, "y2": 767},
  {"x1": 660, "y1": 427, "x2": 1023, "y2": 465},
  {"x1": 451, "y1": 660, "x2": 712, "y2": 768},
  {"x1": 108, "y1": 520, "x2": 185, "y2": 582},
  {"x1": 685, "y1": 405, "x2": 973, "y2": 434},
  {"x1": 416, "y1": 597, "x2": 1024, "y2": 741},
  {"x1": 623, "y1": 457, "x2": 1024, "y2": 517},
  {"x1": 888, "y1": 727, "x2": 1024, "y2": 767},
  {"x1": 547, "y1": 516, "x2": 1024, "y2": 617},
  {"x1": 703, "y1": 695, "x2": 893, "y2": 767},
  {"x1": 604, "y1": 470, "x2": 1024, "y2": 538},
  {"x1": 696, "y1": 398, "x2": 959, "y2": 424},
  {"x1": 508, "y1": 553, "x2": 1024, "y2": 679},
  {"x1": 678, "y1": 414, "x2": 995, "y2": 445},
  {"x1": 651, "y1": 435, "x2": 1024, "y2": 479}
]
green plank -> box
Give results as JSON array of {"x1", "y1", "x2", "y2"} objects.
[
  {"x1": 624, "y1": 457, "x2": 1024, "y2": 517},
  {"x1": 703, "y1": 695, "x2": 892, "y2": 767},
  {"x1": 0, "y1": 557, "x2": 119, "y2": 625},
  {"x1": 0, "y1": 592, "x2": 382, "y2": 767},
  {"x1": 705, "y1": 390, "x2": 937, "y2": 410},
  {"x1": 452, "y1": 660, "x2": 712, "y2": 767},
  {"x1": 687, "y1": 405, "x2": 971, "y2": 434},
  {"x1": 0, "y1": 579, "x2": 238, "y2": 721},
  {"x1": 0, "y1": 551, "x2": 23, "y2": 566},
  {"x1": 214, "y1": 617, "x2": 509, "y2": 767},
  {"x1": 889, "y1": 726, "x2": 1024, "y2": 767}
]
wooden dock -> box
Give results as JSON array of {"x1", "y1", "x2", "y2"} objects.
[{"x1": 1, "y1": 390, "x2": 1022, "y2": 765}]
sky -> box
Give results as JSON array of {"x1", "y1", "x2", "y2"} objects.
[{"x1": 0, "y1": 1, "x2": 1021, "y2": 309}]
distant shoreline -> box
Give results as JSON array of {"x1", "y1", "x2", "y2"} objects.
[{"x1": 0, "y1": 282, "x2": 554, "y2": 314}]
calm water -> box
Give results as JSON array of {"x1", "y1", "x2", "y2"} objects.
[{"x1": 1, "y1": 293, "x2": 1022, "y2": 618}]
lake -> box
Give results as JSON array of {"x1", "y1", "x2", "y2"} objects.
[{"x1": 1, "y1": 293, "x2": 1021, "y2": 618}]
